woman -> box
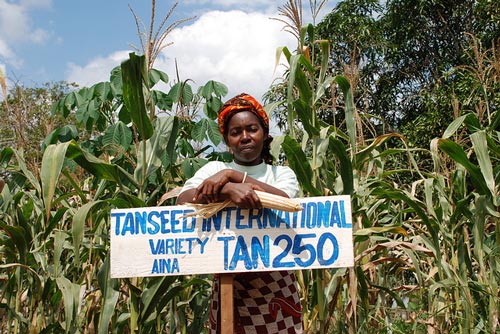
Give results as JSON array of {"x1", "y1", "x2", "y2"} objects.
[{"x1": 177, "y1": 93, "x2": 303, "y2": 334}]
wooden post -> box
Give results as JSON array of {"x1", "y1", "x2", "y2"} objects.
[{"x1": 220, "y1": 274, "x2": 234, "y2": 334}]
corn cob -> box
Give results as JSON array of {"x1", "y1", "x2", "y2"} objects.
[
  {"x1": 254, "y1": 191, "x2": 303, "y2": 212},
  {"x1": 184, "y1": 191, "x2": 302, "y2": 219}
]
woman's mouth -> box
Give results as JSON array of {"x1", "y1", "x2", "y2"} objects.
[{"x1": 240, "y1": 145, "x2": 254, "y2": 152}]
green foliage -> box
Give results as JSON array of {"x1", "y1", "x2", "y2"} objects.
[
  {"x1": 0, "y1": 81, "x2": 78, "y2": 172},
  {"x1": 275, "y1": 5, "x2": 499, "y2": 333},
  {"x1": 0, "y1": 52, "x2": 228, "y2": 333},
  {"x1": 121, "y1": 52, "x2": 154, "y2": 140},
  {"x1": 315, "y1": 0, "x2": 500, "y2": 148}
]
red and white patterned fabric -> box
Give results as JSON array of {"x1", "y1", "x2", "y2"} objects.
[
  {"x1": 209, "y1": 271, "x2": 303, "y2": 334},
  {"x1": 217, "y1": 93, "x2": 269, "y2": 136}
]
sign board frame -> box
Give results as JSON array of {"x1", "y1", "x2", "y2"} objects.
[{"x1": 110, "y1": 195, "x2": 354, "y2": 278}]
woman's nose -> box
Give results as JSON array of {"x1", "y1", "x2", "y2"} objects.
[{"x1": 241, "y1": 130, "x2": 251, "y2": 141}]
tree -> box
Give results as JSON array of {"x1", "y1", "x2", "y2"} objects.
[
  {"x1": 314, "y1": 0, "x2": 500, "y2": 146},
  {"x1": 0, "y1": 81, "x2": 77, "y2": 173}
]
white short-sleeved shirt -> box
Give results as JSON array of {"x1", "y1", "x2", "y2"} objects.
[{"x1": 180, "y1": 161, "x2": 299, "y2": 198}]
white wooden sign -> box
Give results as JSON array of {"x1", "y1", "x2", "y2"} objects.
[{"x1": 110, "y1": 195, "x2": 354, "y2": 278}]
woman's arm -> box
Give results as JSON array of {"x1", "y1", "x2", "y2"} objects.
[
  {"x1": 176, "y1": 188, "x2": 197, "y2": 205},
  {"x1": 177, "y1": 169, "x2": 290, "y2": 207},
  {"x1": 236, "y1": 174, "x2": 289, "y2": 197},
  {"x1": 176, "y1": 169, "x2": 239, "y2": 205}
]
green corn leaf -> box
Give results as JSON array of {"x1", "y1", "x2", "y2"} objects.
[
  {"x1": 329, "y1": 137, "x2": 354, "y2": 195},
  {"x1": 41, "y1": 142, "x2": 71, "y2": 222},
  {"x1": 10, "y1": 148, "x2": 41, "y2": 194},
  {"x1": 464, "y1": 113, "x2": 482, "y2": 133},
  {"x1": 314, "y1": 76, "x2": 335, "y2": 105},
  {"x1": 294, "y1": 55, "x2": 314, "y2": 102},
  {"x1": 443, "y1": 114, "x2": 467, "y2": 138},
  {"x1": 370, "y1": 184, "x2": 441, "y2": 263},
  {"x1": 121, "y1": 53, "x2": 153, "y2": 140},
  {"x1": 354, "y1": 226, "x2": 408, "y2": 237},
  {"x1": 154, "y1": 277, "x2": 209, "y2": 319},
  {"x1": 490, "y1": 107, "x2": 500, "y2": 130},
  {"x1": 438, "y1": 138, "x2": 490, "y2": 196},
  {"x1": 135, "y1": 116, "x2": 179, "y2": 182},
  {"x1": 317, "y1": 39, "x2": 330, "y2": 85},
  {"x1": 140, "y1": 276, "x2": 178, "y2": 322},
  {"x1": 355, "y1": 133, "x2": 404, "y2": 168},
  {"x1": 72, "y1": 200, "x2": 106, "y2": 266},
  {"x1": 56, "y1": 276, "x2": 81, "y2": 333},
  {"x1": 335, "y1": 76, "x2": 356, "y2": 156},
  {"x1": 97, "y1": 255, "x2": 120, "y2": 334},
  {"x1": 0, "y1": 222, "x2": 28, "y2": 264},
  {"x1": 287, "y1": 54, "x2": 313, "y2": 133},
  {"x1": 270, "y1": 135, "x2": 284, "y2": 162},
  {"x1": 65, "y1": 140, "x2": 133, "y2": 185},
  {"x1": 294, "y1": 99, "x2": 320, "y2": 137},
  {"x1": 470, "y1": 131, "x2": 496, "y2": 203},
  {"x1": 53, "y1": 230, "x2": 65, "y2": 278},
  {"x1": 282, "y1": 135, "x2": 321, "y2": 196},
  {"x1": 118, "y1": 104, "x2": 132, "y2": 124}
]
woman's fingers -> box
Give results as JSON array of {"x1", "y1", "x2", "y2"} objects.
[
  {"x1": 194, "y1": 182, "x2": 220, "y2": 203},
  {"x1": 251, "y1": 184, "x2": 265, "y2": 192},
  {"x1": 234, "y1": 185, "x2": 262, "y2": 209},
  {"x1": 193, "y1": 178, "x2": 263, "y2": 207},
  {"x1": 250, "y1": 191, "x2": 262, "y2": 208}
]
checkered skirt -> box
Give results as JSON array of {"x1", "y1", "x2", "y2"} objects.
[{"x1": 209, "y1": 271, "x2": 303, "y2": 334}]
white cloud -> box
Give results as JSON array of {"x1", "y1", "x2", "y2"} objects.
[
  {"x1": 0, "y1": 38, "x2": 22, "y2": 70},
  {"x1": 65, "y1": 10, "x2": 296, "y2": 101},
  {"x1": 0, "y1": 39, "x2": 15, "y2": 60},
  {"x1": 65, "y1": 51, "x2": 130, "y2": 87},
  {"x1": 0, "y1": 0, "x2": 52, "y2": 72},
  {"x1": 0, "y1": 0, "x2": 50, "y2": 44},
  {"x1": 156, "y1": 10, "x2": 295, "y2": 100},
  {"x1": 0, "y1": 1, "x2": 31, "y2": 43}
]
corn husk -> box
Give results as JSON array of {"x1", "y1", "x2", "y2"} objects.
[
  {"x1": 184, "y1": 190, "x2": 302, "y2": 219},
  {"x1": 157, "y1": 186, "x2": 183, "y2": 206}
]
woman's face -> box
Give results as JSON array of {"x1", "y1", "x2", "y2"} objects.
[{"x1": 225, "y1": 111, "x2": 267, "y2": 166}]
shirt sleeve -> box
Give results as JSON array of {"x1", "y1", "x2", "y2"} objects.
[
  {"x1": 179, "y1": 161, "x2": 223, "y2": 194},
  {"x1": 180, "y1": 162, "x2": 300, "y2": 199},
  {"x1": 272, "y1": 166, "x2": 299, "y2": 198}
]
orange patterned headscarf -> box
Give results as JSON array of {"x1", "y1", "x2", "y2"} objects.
[{"x1": 217, "y1": 93, "x2": 269, "y2": 135}]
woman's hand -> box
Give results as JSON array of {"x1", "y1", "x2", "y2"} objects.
[
  {"x1": 193, "y1": 169, "x2": 234, "y2": 203},
  {"x1": 190, "y1": 169, "x2": 268, "y2": 208},
  {"x1": 221, "y1": 183, "x2": 264, "y2": 209}
]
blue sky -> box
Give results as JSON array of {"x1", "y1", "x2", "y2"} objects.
[{"x1": 0, "y1": 0, "x2": 336, "y2": 100}]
